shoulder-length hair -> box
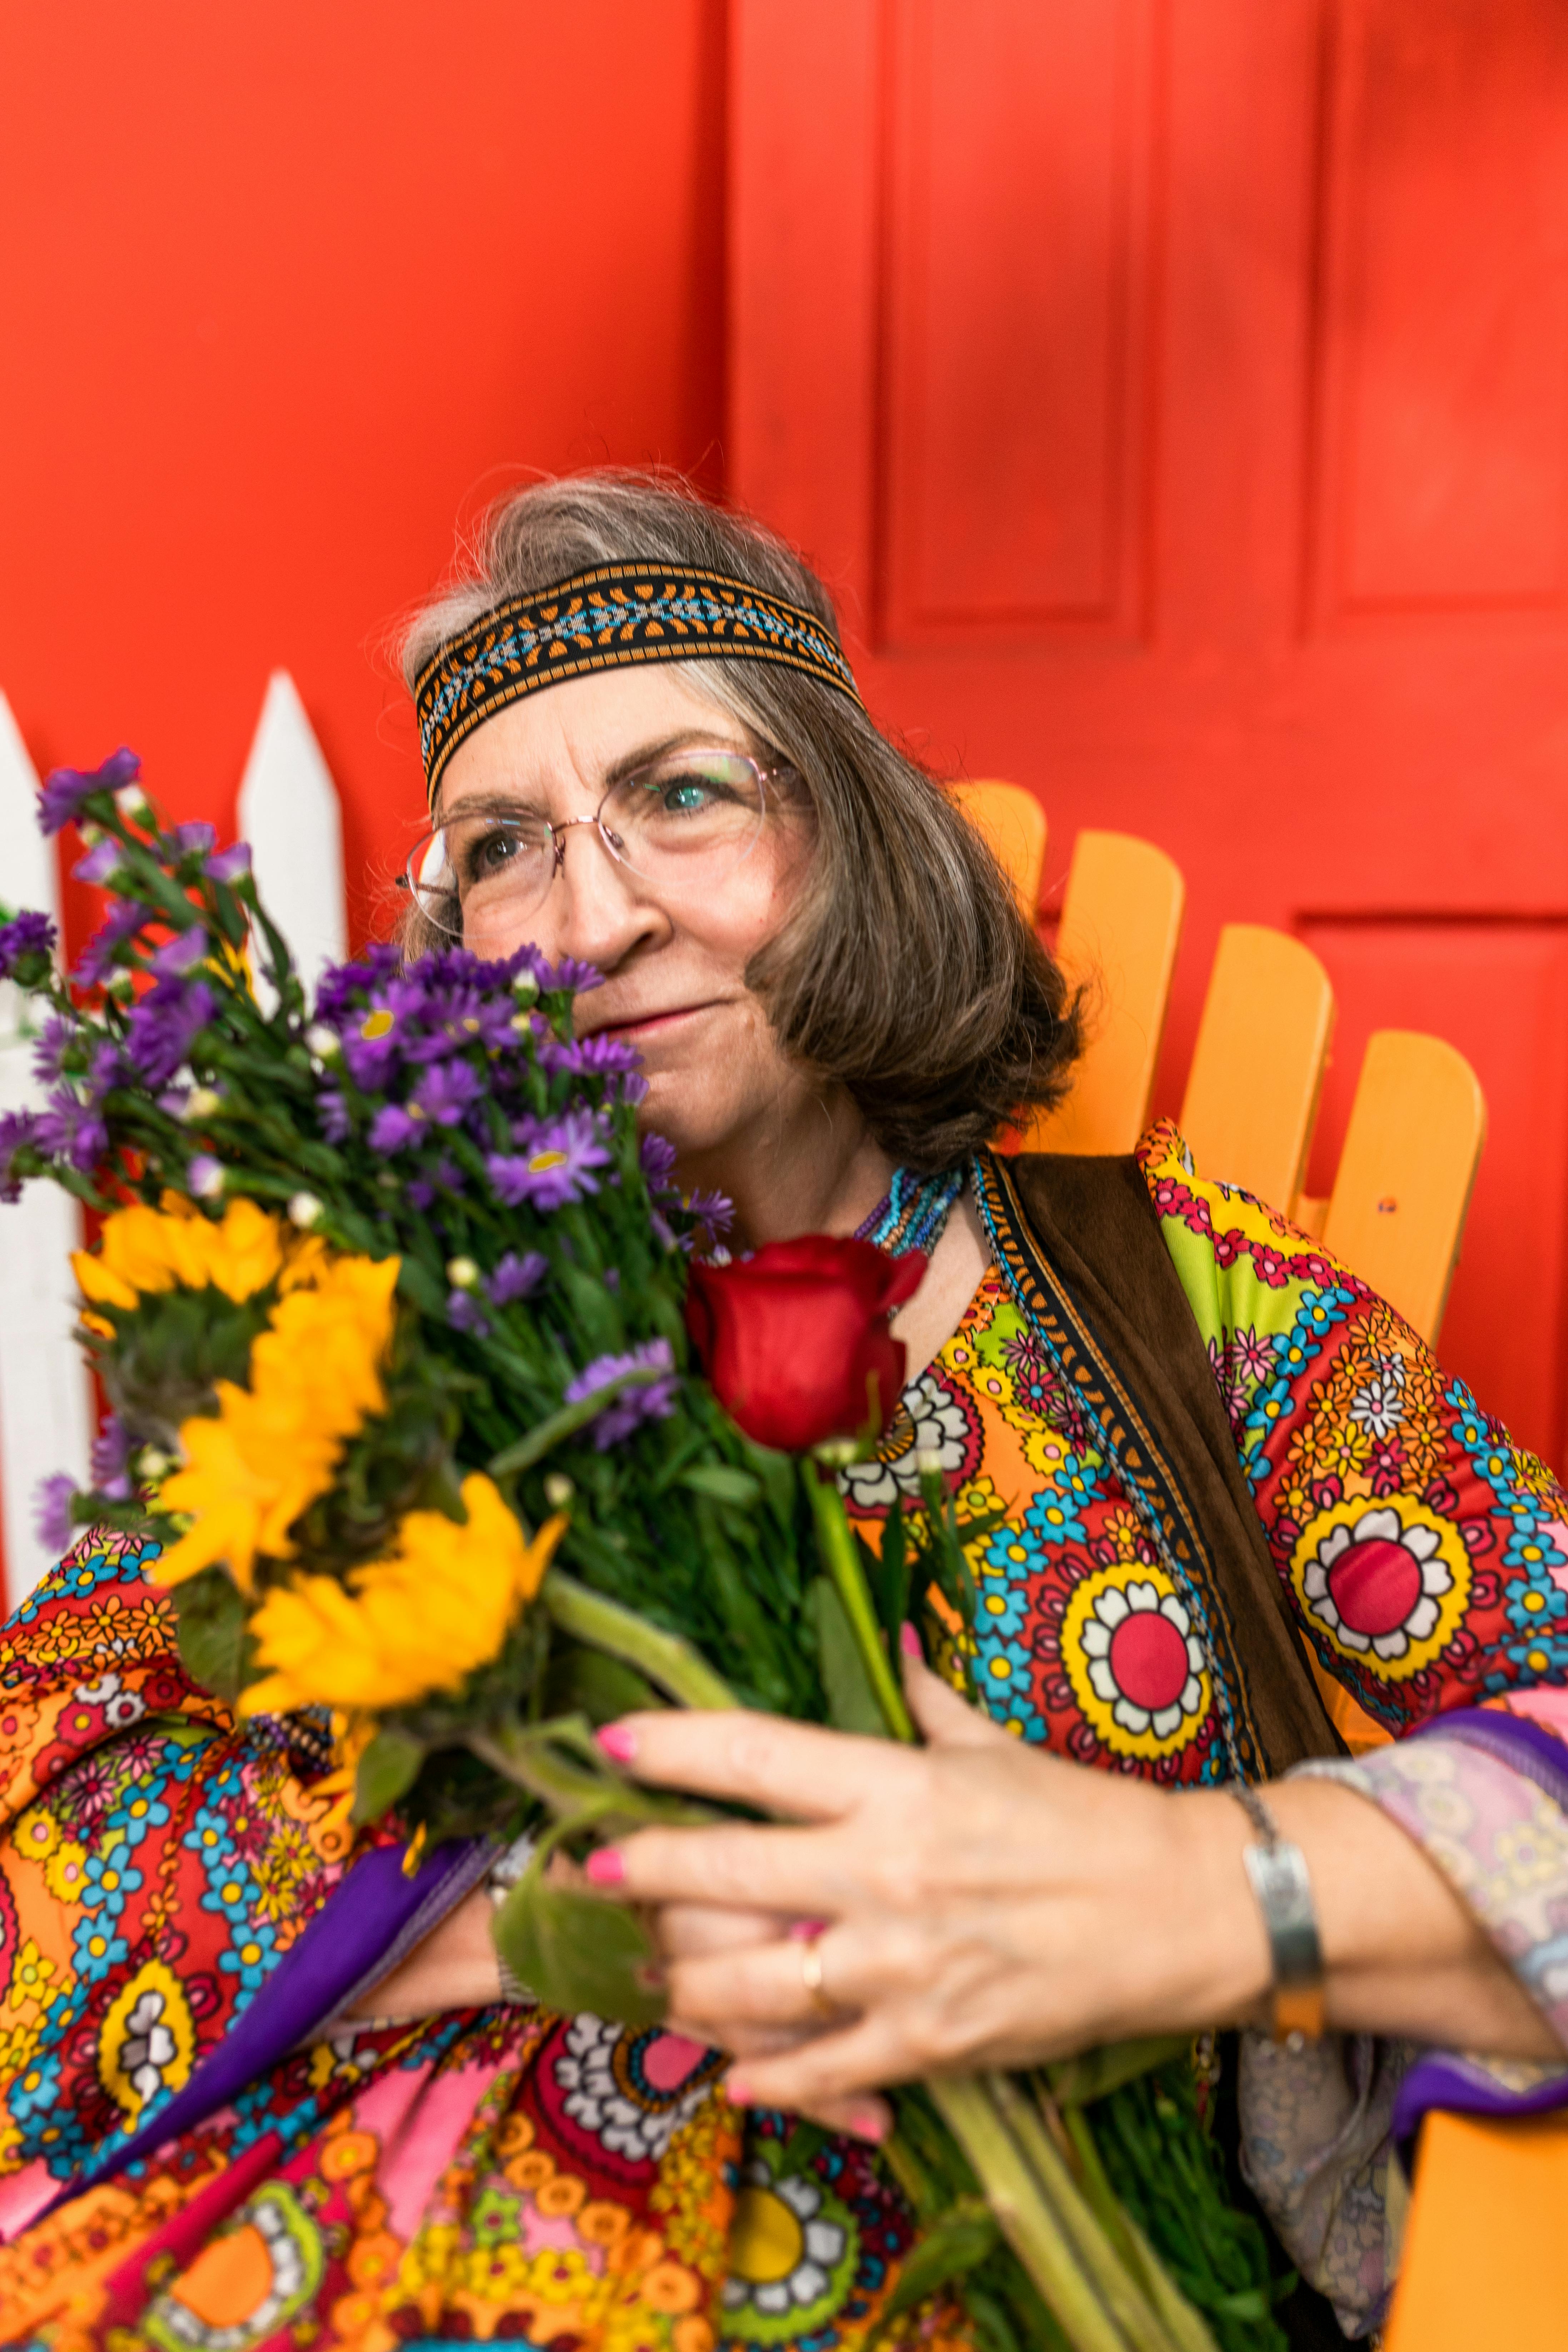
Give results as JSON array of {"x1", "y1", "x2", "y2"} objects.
[{"x1": 399, "y1": 472, "x2": 1080, "y2": 1172}]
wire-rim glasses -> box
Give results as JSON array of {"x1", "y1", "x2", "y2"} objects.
[{"x1": 399, "y1": 747, "x2": 781, "y2": 947}]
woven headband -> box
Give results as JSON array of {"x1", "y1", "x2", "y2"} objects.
[{"x1": 414, "y1": 561, "x2": 861, "y2": 803}]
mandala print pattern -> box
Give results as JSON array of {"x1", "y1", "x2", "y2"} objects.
[{"x1": 1, "y1": 1121, "x2": 1565, "y2": 2346}]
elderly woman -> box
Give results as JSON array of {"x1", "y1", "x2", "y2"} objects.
[{"x1": 2, "y1": 474, "x2": 1565, "y2": 2351}]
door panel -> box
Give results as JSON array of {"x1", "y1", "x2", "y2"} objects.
[{"x1": 727, "y1": 0, "x2": 1568, "y2": 1471}]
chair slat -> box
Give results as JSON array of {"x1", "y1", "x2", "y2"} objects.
[
  {"x1": 1385, "y1": 2109, "x2": 1568, "y2": 2352},
  {"x1": 1179, "y1": 925, "x2": 1335, "y2": 1213},
  {"x1": 1017, "y1": 830, "x2": 1185, "y2": 1156},
  {"x1": 949, "y1": 779, "x2": 1047, "y2": 919},
  {"x1": 1320, "y1": 1030, "x2": 1486, "y2": 1345}
]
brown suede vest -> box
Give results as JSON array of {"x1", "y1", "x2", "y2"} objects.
[{"x1": 975, "y1": 1149, "x2": 1341, "y2": 1780}]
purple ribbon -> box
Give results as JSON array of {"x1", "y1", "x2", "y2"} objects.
[
  {"x1": 1395, "y1": 1709, "x2": 1568, "y2": 2143},
  {"x1": 43, "y1": 1833, "x2": 491, "y2": 2217}
]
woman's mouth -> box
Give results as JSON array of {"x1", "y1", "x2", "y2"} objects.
[{"x1": 593, "y1": 1002, "x2": 718, "y2": 1043}]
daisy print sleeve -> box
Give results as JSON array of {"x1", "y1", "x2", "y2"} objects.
[{"x1": 1135, "y1": 1119, "x2": 1568, "y2": 1747}]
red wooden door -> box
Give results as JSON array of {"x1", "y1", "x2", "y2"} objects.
[{"x1": 727, "y1": 0, "x2": 1568, "y2": 1473}]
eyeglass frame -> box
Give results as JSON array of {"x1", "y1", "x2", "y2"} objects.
[{"x1": 395, "y1": 746, "x2": 792, "y2": 939}]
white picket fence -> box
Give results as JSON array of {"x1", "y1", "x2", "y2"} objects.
[{"x1": 0, "y1": 673, "x2": 348, "y2": 1603}]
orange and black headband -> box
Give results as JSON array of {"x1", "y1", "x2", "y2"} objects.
[{"x1": 415, "y1": 561, "x2": 861, "y2": 805}]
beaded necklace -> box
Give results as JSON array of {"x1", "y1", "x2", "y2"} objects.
[{"x1": 852, "y1": 1164, "x2": 965, "y2": 1258}]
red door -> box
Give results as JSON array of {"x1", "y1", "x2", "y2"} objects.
[{"x1": 727, "y1": 0, "x2": 1568, "y2": 1473}]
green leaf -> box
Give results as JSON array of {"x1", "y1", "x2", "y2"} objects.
[
  {"x1": 1046, "y1": 2034, "x2": 1191, "y2": 2108},
  {"x1": 680, "y1": 1463, "x2": 761, "y2": 1506},
  {"x1": 807, "y1": 1576, "x2": 886, "y2": 1736},
  {"x1": 172, "y1": 1568, "x2": 250, "y2": 1704},
  {"x1": 541, "y1": 1645, "x2": 661, "y2": 1724},
  {"x1": 882, "y1": 2196, "x2": 1001, "y2": 2317},
  {"x1": 493, "y1": 1872, "x2": 666, "y2": 2028},
  {"x1": 861, "y1": 1500, "x2": 910, "y2": 1659},
  {"x1": 352, "y1": 1727, "x2": 426, "y2": 1824}
]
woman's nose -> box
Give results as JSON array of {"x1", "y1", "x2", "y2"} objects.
[{"x1": 544, "y1": 821, "x2": 668, "y2": 971}]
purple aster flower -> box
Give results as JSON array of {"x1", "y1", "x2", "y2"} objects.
[
  {"x1": 90, "y1": 1414, "x2": 132, "y2": 1501},
  {"x1": 36, "y1": 748, "x2": 140, "y2": 837},
  {"x1": 0, "y1": 909, "x2": 57, "y2": 981},
  {"x1": 488, "y1": 1250, "x2": 546, "y2": 1306},
  {"x1": 640, "y1": 1133, "x2": 679, "y2": 1189},
  {"x1": 649, "y1": 1209, "x2": 678, "y2": 1253},
  {"x1": 74, "y1": 900, "x2": 147, "y2": 988},
  {"x1": 208, "y1": 841, "x2": 252, "y2": 883},
  {"x1": 686, "y1": 1187, "x2": 735, "y2": 1237},
  {"x1": 0, "y1": 1109, "x2": 39, "y2": 1202},
  {"x1": 565, "y1": 1339, "x2": 678, "y2": 1449},
  {"x1": 312, "y1": 943, "x2": 403, "y2": 1023},
  {"x1": 412, "y1": 1059, "x2": 483, "y2": 1127},
  {"x1": 318, "y1": 1088, "x2": 352, "y2": 1143},
  {"x1": 342, "y1": 998, "x2": 406, "y2": 1088},
  {"x1": 30, "y1": 1015, "x2": 75, "y2": 1088},
  {"x1": 486, "y1": 1109, "x2": 611, "y2": 1212},
  {"x1": 612, "y1": 1071, "x2": 649, "y2": 1106},
  {"x1": 406, "y1": 1178, "x2": 435, "y2": 1210},
  {"x1": 447, "y1": 1290, "x2": 491, "y2": 1337},
  {"x1": 150, "y1": 927, "x2": 209, "y2": 978},
  {"x1": 85, "y1": 1041, "x2": 126, "y2": 1102},
  {"x1": 434, "y1": 1155, "x2": 464, "y2": 1191},
  {"x1": 541, "y1": 955, "x2": 604, "y2": 994},
  {"x1": 124, "y1": 978, "x2": 216, "y2": 1087},
  {"x1": 33, "y1": 1473, "x2": 77, "y2": 1555},
  {"x1": 188, "y1": 1154, "x2": 224, "y2": 1199},
  {"x1": 368, "y1": 1102, "x2": 426, "y2": 1154},
  {"x1": 71, "y1": 838, "x2": 124, "y2": 887},
  {"x1": 168, "y1": 820, "x2": 216, "y2": 858},
  {"x1": 34, "y1": 1087, "x2": 107, "y2": 1173}
]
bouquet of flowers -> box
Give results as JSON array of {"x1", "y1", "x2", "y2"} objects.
[{"x1": 0, "y1": 752, "x2": 1290, "y2": 2352}]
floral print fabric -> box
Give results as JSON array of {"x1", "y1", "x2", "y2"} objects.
[{"x1": 1, "y1": 1120, "x2": 1565, "y2": 2347}]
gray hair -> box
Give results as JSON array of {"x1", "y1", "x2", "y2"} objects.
[{"x1": 398, "y1": 471, "x2": 1080, "y2": 1170}]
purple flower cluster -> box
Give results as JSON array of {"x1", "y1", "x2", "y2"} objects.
[
  {"x1": 0, "y1": 1110, "x2": 38, "y2": 1204},
  {"x1": 0, "y1": 910, "x2": 56, "y2": 981},
  {"x1": 36, "y1": 747, "x2": 141, "y2": 837},
  {"x1": 33, "y1": 1472, "x2": 76, "y2": 1554},
  {"x1": 90, "y1": 1414, "x2": 133, "y2": 1501},
  {"x1": 124, "y1": 976, "x2": 216, "y2": 1088},
  {"x1": 74, "y1": 901, "x2": 148, "y2": 989},
  {"x1": 565, "y1": 1338, "x2": 679, "y2": 1449},
  {"x1": 486, "y1": 1110, "x2": 611, "y2": 1211}
]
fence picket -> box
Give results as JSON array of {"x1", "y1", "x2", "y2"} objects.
[{"x1": 237, "y1": 671, "x2": 348, "y2": 998}]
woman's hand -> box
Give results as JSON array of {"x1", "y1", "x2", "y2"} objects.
[{"x1": 588, "y1": 1648, "x2": 1559, "y2": 2115}]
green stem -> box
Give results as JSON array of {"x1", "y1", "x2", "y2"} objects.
[
  {"x1": 805, "y1": 1457, "x2": 915, "y2": 1742},
  {"x1": 929, "y1": 2077, "x2": 1133, "y2": 2352},
  {"x1": 488, "y1": 1368, "x2": 672, "y2": 1479},
  {"x1": 986, "y1": 2072, "x2": 1210, "y2": 2352},
  {"x1": 541, "y1": 1569, "x2": 737, "y2": 1711}
]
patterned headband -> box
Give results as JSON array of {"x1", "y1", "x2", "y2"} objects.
[{"x1": 414, "y1": 561, "x2": 861, "y2": 803}]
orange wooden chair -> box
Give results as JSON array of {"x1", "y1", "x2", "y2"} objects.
[
  {"x1": 1179, "y1": 925, "x2": 1336, "y2": 1218},
  {"x1": 949, "y1": 779, "x2": 1048, "y2": 921},
  {"x1": 1012, "y1": 829, "x2": 1186, "y2": 1157}
]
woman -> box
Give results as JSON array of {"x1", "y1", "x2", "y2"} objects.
[{"x1": 1, "y1": 473, "x2": 1564, "y2": 2350}]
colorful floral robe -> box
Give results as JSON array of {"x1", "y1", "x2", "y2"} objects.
[{"x1": 2, "y1": 1122, "x2": 1566, "y2": 2348}]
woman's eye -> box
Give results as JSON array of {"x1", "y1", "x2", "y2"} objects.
[
  {"x1": 662, "y1": 778, "x2": 715, "y2": 814},
  {"x1": 459, "y1": 827, "x2": 524, "y2": 887}
]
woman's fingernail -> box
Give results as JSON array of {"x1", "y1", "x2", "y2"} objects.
[
  {"x1": 585, "y1": 1847, "x2": 626, "y2": 1888},
  {"x1": 596, "y1": 1722, "x2": 638, "y2": 1765},
  {"x1": 899, "y1": 1620, "x2": 923, "y2": 1659},
  {"x1": 848, "y1": 2103, "x2": 889, "y2": 2145},
  {"x1": 725, "y1": 2070, "x2": 755, "y2": 2106},
  {"x1": 787, "y1": 1917, "x2": 829, "y2": 1941}
]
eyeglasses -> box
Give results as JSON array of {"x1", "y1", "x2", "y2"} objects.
[{"x1": 399, "y1": 748, "x2": 782, "y2": 948}]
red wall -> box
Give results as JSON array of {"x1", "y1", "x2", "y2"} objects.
[{"x1": 0, "y1": 0, "x2": 727, "y2": 947}]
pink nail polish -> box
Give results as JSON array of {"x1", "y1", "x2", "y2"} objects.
[
  {"x1": 899, "y1": 1620, "x2": 923, "y2": 1659},
  {"x1": 585, "y1": 1847, "x2": 626, "y2": 1888},
  {"x1": 787, "y1": 1917, "x2": 829, "y2": 1941},
  {"x1": 849, "y1": 2103, "x2": 889, "y2": 2145},
  {"x1": 596, "y1": 1722, "x2": 638, "y2": 1765},
  {"x1": 725, "y1": 2071, "x2": 754, "y2": 2106}
]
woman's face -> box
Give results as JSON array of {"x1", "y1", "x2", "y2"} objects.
[{"x1": 434, "y1": 667, "x2": 816, "y2": 1166}]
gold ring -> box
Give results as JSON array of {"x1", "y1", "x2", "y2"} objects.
[{"x1": 800, "y1": 1937, "x2": 836, "y2": 2019}]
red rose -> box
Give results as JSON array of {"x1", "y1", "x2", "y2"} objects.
[{"x1": 685, "y1": 1236, "x2": 926, "y2": 1453}]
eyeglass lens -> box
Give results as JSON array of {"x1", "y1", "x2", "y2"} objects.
[{"x1": 409, "y1": 751, "x2": 768, "y2": 944}]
